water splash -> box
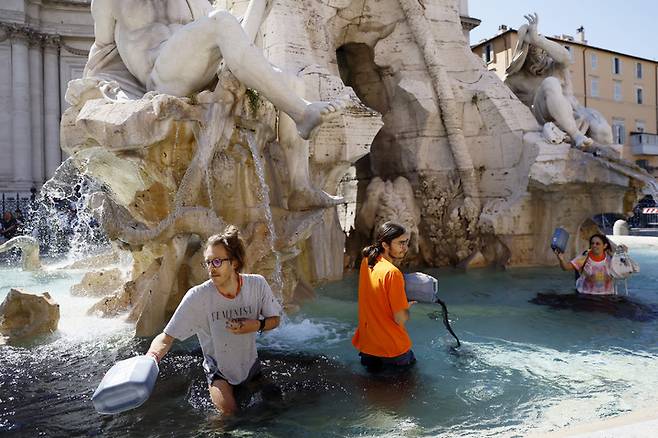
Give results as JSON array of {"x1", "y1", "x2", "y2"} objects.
[
  {"x1": 258, "y1": 317, "x2": 350, "y2": 351},
  {"x1": 19, "y1": 158, "x2": 109, "y2": 262},
  {"x1": 245, "y1": 131, "x2": 283, "y2": 294}
]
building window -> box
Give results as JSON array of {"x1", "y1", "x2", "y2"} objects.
[
  {"x1": 614, "y1": 81, "x2": 622, "y2": 101},
  {"x1": 590, "y1": 77, "x2": 599, "y2": 97},
  {"x1": 612, "y1": 119, "x2": 626, "y2": 144},
  {"x1": 591, "y1": 53, "x2": 598, "y2": 69},
  {"x1": 636, "y1": 62, "x2": 643, "y2": 79},
  {"x1": 636, "y1": 87, "x2": 644, "y2": 104},
  {"x1": 483, "y1": 44, "x2": 493, "y2": 64},
  {"x1": 636, "y1": 121, "x2": 646, "y2": 132},
  {"x1": 613, "y1": 57, "x2": 622, "y2": 75}
]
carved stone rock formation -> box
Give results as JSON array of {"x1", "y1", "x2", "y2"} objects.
[
  {"x1": 0, "y1": 236, "x2": 41, "y2": 271},
  {"x1": 355, "y1": 176, "x2": 421, "y2": 253},
  {"x1": 70, "y1": 268, "x2": 126, "y2": 297},
  {"x1": 334, "y1": 0, "x2": 653, "y2": 269},
  {"x1": 0, "y1": 289, "x2": 60, "y2": 344},
  {"x1": 61, "y1": 1, "x2": 381, "y2": 336},
  {"x1": 57, "y1": 0, "x2": 655, "y2": 337}
]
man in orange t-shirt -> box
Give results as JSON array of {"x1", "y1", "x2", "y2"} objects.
[{"x1": 352, "y1": 222, "x2": 416, "y2": 372}]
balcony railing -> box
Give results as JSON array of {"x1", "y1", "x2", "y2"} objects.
[
  {"x1": 1, "y1": 192, "x2": 32, "y2": 215},
  {"x1": 631, "y1": 132, "x2": 658, "y2": 155}
]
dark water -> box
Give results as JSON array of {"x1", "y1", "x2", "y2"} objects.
[{"x1": 2, "y1": 248, "x2": 658, "y2": 437}]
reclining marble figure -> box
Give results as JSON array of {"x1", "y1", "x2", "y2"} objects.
[
  {"x1": 505, "y1": 13, "x2": 613, "y2": 148},
  {"x1": 74, "y1": 0, "x2": 346, "y2": 209}
]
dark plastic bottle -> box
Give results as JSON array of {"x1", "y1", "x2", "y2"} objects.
[{"x1": 551, "y1": 227, "x2": 569, "y2": 253}]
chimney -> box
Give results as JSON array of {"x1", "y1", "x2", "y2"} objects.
[
  {"x1": 576, "y1": 26, "x2": 587, "y2": 44},
  {"x1": 498, "y1": 24, "x2": 508, "y2": 33}
]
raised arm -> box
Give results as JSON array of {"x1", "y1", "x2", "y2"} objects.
[
  {"x1": 241, "y1": 0, "x2": 268, "y2": 43},
  {"x1": 555, "y1": 250, "x2": 575, "y2": 271},
  {"x1": 523, "y1": 13, "x2": 572, "y2": 66}
]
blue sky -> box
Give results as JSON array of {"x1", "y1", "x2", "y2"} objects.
[{"x1": 469, "y1": 0, "x2": 658, "y2": 61}]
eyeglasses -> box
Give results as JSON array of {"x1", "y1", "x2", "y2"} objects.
[{"x1": 202, "y1": 257, "x2": 231, "y2": 269}]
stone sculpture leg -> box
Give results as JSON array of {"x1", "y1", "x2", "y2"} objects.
[
  {"x1": 279, "y1": 76, "x2": 343, "y2": 210},
  {"x1": 576, "y1": 107, "x2": 614, "y2": 145},
  {"x1": 149, "y1": 10, "x2": 340, "y2": 140},
  {"x1": 533, "y1": 77, "x2": 593, "y2": 148}
]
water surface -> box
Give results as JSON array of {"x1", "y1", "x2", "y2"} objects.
[{"x1": 1, "y1": 250, "x2": 657, "y2": 437}]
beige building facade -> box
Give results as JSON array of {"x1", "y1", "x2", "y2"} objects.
[{"x1": 472, "y1": 27, "x2": 658, "y2": 176}]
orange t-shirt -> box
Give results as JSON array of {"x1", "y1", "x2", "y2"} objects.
[{"x1": 352, "y1": 256, "x2": 412, "y2": 358}]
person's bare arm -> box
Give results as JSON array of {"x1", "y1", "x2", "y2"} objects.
[
  {"x1": 226, "y1": 316, "x2": 280, "y2": 334},
  {"x1": 523, "y1": 13, "x2": 571, "y2": 66},
  {"x1": 146, "y1": 333, "x2": 175, "y2": 363},
  {"x1": 555, "y1": 250, "x2": 575, "y2": 271},
  {"x1": 393, "y1": 301, "x2": 416, "y2": 327}
]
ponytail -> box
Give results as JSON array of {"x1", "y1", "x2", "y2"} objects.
[{"x1": 362, "y1": 244, "x2": 384, "y2": 269}]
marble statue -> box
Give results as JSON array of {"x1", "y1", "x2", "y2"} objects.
[
  {"x1": 56, "y1": 0, "x2": 655, "y2": 335},
  {"x1": 78, "y1": 0, "x2": 338, "y2": 139},
  {"x1": 60, "y1": 0, "x2": 382, "y2": 335},
  {"x1": 541, "y1": 122, "x2": 567, "y2": 145},
  {"x1": 505, "y1": 13, "x2": 614, "y2": 148},
  {"x1": 69, "y1": 0, "x2": 347, "y2": 210}
]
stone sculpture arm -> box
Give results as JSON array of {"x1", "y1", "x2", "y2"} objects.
[
  {"x1": 241, "y1": 0, "x2": 269, "y2": 42},
  {"x1": 523, "y1": 13, "x2": 571, "y2": 67},
  {"x1": 90, "y1": 0, "x2": 115, "y2": 50},
  {"x1": 68, "y1": 0, "x2": 136, "y2": 104}
]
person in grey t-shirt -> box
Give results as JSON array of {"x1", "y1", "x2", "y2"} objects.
[{"x1": 146, "y1": 225, "x2": 282, "y2": 415}]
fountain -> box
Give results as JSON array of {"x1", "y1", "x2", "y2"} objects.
[
  {"x1": 54, "y1": 0, "x2": 654, "y2": 338},
  {"x1": 2, "y1": 1, "x2": 658, "y2": 436}
]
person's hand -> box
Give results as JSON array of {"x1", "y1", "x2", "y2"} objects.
[
  {"x1": 408, "y1": 300, "x2": 418, "y2": 308},
  {"x1": 554, "y1": 248, "x2": 564, "y2": 259},
  {"x1": 226, "y1": 318, "x2": 256, "y2": 334},
  {"x1": 524, "y1": 12, "x2": 539, "y2": 43}
]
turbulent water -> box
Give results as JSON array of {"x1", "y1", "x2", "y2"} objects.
[{"x1": 2, "y1": 249, "x2": 658, "y2": 437}]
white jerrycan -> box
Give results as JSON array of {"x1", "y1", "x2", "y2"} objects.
[{"x1": 92, "y1": 355, "x2": 159, "y2": 414}]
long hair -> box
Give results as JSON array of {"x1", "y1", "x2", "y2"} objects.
[
  {"x1": 526, "y1": 45, "x2": 552, "y2": 76},
  {"x1": 362, "y1": 221, "x2": 407, "y2": 268},
  {"x1": 206, "y1": 225, "x2": 246, "y2": 272},
  {"x1": 589, "y1": 233, "x2": 612, "y2": 255}
]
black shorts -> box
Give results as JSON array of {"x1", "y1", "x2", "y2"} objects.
[
  {"x1": 206, "y1": 359, "x2": 262, "y2": 387},
  {"x1": 359, "y1": 350, "x2": 416, "y2": 372}
]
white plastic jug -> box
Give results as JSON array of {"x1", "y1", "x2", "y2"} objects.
[
  {"x1": 92, "y1": 355, "x2": 159, "y2": 414},
  {"x1": 403, "y1": 272, "x2": 438, "y2": 303}
]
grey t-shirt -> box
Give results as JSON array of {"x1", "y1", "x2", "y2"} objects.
[{"x1": 164, "y1": 274, "x2": 282, "y2": 385}]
